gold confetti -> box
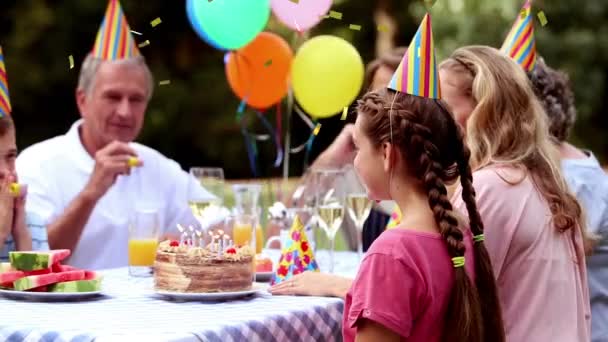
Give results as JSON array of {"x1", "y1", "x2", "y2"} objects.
[
  {"x1": 520, "y1": 9, "x2": 528, "y2": 19},
  {"x1": 130, "y1": 30, "x2": 142, "y2": 36},
  {"x1": 68, "y1": 55, "x2": 74, "y2": 70},
  {"x1": 150, "y1": 17, "x2": 162, "y2": 27},
  {"x1": 349, "y1": 24, "x2": 361, "y2": 31},
  {"x1": 264, "y1": 59, "x2": 272, "y2": 67},
  {"x1": 127, "y1": 157, "x2": 139, "y2": 167},
  {"x1": 313, "y1": 123, "x2": 322, "y2": 136},
  {"x1": 341, "y1": 107, "x2": 348, "y2": 120},
  {"x1": 377, "y1": 25, "x2": 388, "y2": 32},
  {"x1": 9, "y1": 183, "x2": 20, "y2": 196},
  {"x1": 138, "y1": 40, "x2": 150, "y2": 48},
  {"x1": 537, "y1": 11, "x2": 548, "y2": 26},
  {"x1": 329, "y1": 11, "x2": 343, "y2": 20},
  {"x1": 288, "y1": 0, "x2": 299, "y2": 3},
  {"x1": 159, "y1": 80, "x2": 171, "y2": 86}
]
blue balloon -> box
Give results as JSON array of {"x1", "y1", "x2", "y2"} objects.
[
  {"x1": 186, "y1": 0, "x2": 270, "y2": 50},
  {"x1": 186, "y1": 0, "x2": 224, "y2": 50}
]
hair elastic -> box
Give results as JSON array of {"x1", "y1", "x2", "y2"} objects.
[
  {"x1": 473, "y1": 234, "x2": 485, "y2": 242},
  {"x1": 451, "y1": 256, "x2": 465, "y2": 268}
]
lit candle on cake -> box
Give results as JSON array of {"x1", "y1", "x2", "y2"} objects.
[
  {"x1": 196, "y1": 230, "x2": 203, "y2": 247},
  {"x1": 188, "y1": 226, "x2": 195, "y2": 246},
  {"x1": 177, "y1": 224, "x2": 185, "y2": 245}
]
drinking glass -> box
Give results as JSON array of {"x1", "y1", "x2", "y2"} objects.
[
  {"x1": 313, "y1": 168, "x2": 346, "y2": 274},
  {"x1": 344, "y1": 166, "x2": 373, "y2": 260},
  {"x1": 231, "y1": 183, "x2": 263, "y2": 253},
  {"x1": 188, "y1": 167, "x2": 224, "y2": 230},
  {"x1": 128, "y1": 208, "x2": 160, "y2": 277}
]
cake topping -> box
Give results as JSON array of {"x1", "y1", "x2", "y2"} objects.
[
  {"x1": 226, "y1": 247, "x2": 236, "y2": 254},
  {"x1": 169, "y1": 240, "x2": 179, "y2": 247}
]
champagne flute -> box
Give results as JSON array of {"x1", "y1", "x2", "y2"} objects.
[
  {"x1": 188, "y1": 167, "x2": 224, "y2": 230},
  {"x1": 344, "y1": 166, "x2": 373, "y2": 260},
  {"x1": 314, "y1": 168, "x2": 346, "y2": 274}
]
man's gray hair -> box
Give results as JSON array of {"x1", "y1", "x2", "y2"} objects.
[{"x1": 77, "y1": 54, "x2": 155, "y2": 99}]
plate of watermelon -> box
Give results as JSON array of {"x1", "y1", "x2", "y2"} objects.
[{"x1": 0, "y1": 249, "x2": 103, "y2": 301}]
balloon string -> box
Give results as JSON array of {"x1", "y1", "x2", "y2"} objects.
[
  {"x1": 289, "y1": 104, "x2": 317, "y2": 154},
  {"x1": 254, "y1": 110, "x2": 283, "y2": 168}
]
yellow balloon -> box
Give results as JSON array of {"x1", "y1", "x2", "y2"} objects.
[{"x1": 291, "y1": 36, "x2": 364, "y2": 118}]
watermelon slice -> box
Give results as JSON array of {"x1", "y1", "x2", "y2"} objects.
[
  {"x1": 0, "y1": 268, "x2": 52, "y2": 285},
  {"x1": 28, "y1": 286, "x2": 48, "y2": 292},
  {"x1": 13, "y1": 270, "x2": 85, "y2": 291},
  {"x1": 0, "y1": 262, "x2": 13, "y2": 273},
  {"x1": 9, "y1": 250, "x2": 71, "y2": 271},
  {"x1": 52, "y1": 264, "x2": 77, "y2": 273},
  {"x1": 49, "y1": 279, "x2": 101, "y2": 293}
]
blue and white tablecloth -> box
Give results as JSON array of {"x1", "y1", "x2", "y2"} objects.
[{"x1": 0, "y1": 250, "x2": 360, "y2": 342}]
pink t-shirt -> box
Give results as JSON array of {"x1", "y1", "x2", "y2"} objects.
[
  {"x1": 452, "y1": 165, "x2": 591, "y2": 341},
  {"x1": 343, "y1": 228, "x2": 475, "y2": 341}
]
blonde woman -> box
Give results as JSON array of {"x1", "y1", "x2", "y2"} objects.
[{"x1": 440, "y1": 46, "x2": 590, "y2": 341}]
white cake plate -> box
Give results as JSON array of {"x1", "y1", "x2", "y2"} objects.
[
  {"x1": 155, "y1": 282, "x2": 268, "y2": 301},
  {"x1": 0, "y1": 289, "x2": 103, "y2": 301}
]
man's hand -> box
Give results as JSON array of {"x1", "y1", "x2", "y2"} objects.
[{"x1": 83, "y1": 141, "x2": 141, "y2": 201}]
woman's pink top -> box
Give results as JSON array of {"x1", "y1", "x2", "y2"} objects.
[{"x1": 452, "y1": 165, "x2": 590, "y2": 341}]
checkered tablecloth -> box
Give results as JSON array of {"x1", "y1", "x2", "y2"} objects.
[{"x1": 0, "y1": 250, "x2": 360, "y2": 342}]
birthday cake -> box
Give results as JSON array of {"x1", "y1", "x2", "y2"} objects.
[{"x1": 154, "y1": 240, "x2": 254, "y2": 293}]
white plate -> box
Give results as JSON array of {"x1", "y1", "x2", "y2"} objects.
[
  {"x1": 155, "y1": 282, "x2": 268, "y2": 301},
  {"x1": 255, "y1": 272, "x2": 274, "y2": 282},
  {"x1": 0, "y1": 288, "x2": 103, "y2": 301}
]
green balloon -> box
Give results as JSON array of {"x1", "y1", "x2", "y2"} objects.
[{"x1": 191, "y1": 0, "x2": 270, "y2": 50}]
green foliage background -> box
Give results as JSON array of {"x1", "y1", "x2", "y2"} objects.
[{"x1": 0, "y1": 0, "x2": 606, "y2": 180}]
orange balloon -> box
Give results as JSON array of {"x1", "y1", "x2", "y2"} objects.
[{"x1": 226, "y1": 32, "x2": 293, "y2": 109}]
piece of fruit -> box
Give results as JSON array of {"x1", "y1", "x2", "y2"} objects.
[
  {"x1": 49, "y1": 279, "x2": 102, "y2": 293},
  {"x1": 9, "y1": 250, "x2": 71, "y2": 271},
  {"x1": 13, "y1": 270, "x2": 85, "y2": 291}
]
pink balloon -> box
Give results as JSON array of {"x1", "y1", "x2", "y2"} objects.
[{"x1": 271, "y1": 0, "x2": 333, "y2": 32}]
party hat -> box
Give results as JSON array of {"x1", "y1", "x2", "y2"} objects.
[
  {"x1": 0, "y1": 46, "x2": 11, "y2": 117},
  {"x1": 386, "y1": 205, "x2": 402, "y2": 230},
  {"x1": 500, "y1": 0, "x2": 537, "y2": 72},
  {"x1": 388, "y1": 13, "x2": 441, "y2": 99},
  {"x1": 270, "y1": 215, "x2": 319, "y2": 285},
  {"x1": 91, "y1": 0, "x2": 140, "y2": 60}
]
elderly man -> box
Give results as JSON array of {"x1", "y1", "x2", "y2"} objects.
[{"x1": 16, "y1": 1, "x2": 212, "y2": 269}]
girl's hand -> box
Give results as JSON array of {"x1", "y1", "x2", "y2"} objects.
[
  {"x1": 9, "y1": 174, "x2": 31, "y2": 251},
  {"x1": 0, "y1": 179, "x2": 15, "y2": 243}
]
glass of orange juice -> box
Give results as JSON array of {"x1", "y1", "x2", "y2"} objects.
[
  {"x1": 233, "y1": 220, "x2": 264, "y2": 254},
  {"x1": 128, "y1": 209, "x2": 159, "y2": 277}
]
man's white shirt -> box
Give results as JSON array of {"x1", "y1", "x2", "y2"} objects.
[{"x1": 16, "y1": 120, "x2": 214, "y2": 269}]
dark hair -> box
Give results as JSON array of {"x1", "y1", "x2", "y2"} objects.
[
  {"x1": 363, "y1": 47, "x2": 408, "y2": 91},
  {"x1": 0, "y1": 116, "x2": 14, "y2": 137},
  {"x1": 528, "y1": 57, "x2": 577, "y2": 142},
  {"x1": 356, "y1": 89, "x2": 505, "y2": 342}
]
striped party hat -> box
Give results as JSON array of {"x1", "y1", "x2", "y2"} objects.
[
  {"x1": 388, "y1": 13, "x2": 441, "y2": 99},
  {"x1": 91, "y1": 0, "x2": 140, "y2": 60},
  {"x1": 0, "y1": 46, "x2": 11, "y2": 117},
  {"x1": 501, "y1": 0, "x2": 537, "y2": 72}
]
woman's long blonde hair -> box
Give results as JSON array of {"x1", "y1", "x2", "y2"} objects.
[{"x1": 440, "y1": 46, "x2": 583, "y2": 235}]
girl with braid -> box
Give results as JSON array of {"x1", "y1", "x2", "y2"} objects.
[
  {"x1": 341, "y1": 15, "x2": 504, "y2": 342},
  {"x1": 440, "y1": 46, "x2": 590, "y2": 341}
]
